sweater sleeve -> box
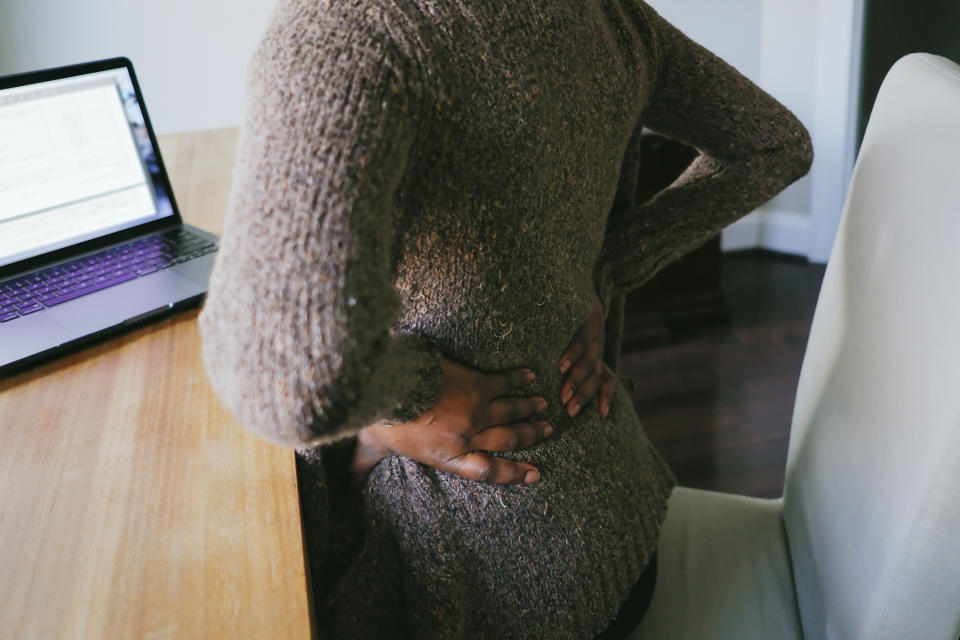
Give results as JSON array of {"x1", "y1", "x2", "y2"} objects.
[
  {"x1": 198, "y1": 3, "x2": 443, "y2": 448},
  {"x1": 593, "y1": 1, "x2": 815, "y2": 304}
]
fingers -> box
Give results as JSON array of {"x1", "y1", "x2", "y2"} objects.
[
  {"x1": 559, "y1": 337, "x2": 601, "y2": 414},
  {"x1": 564, "y1": 361, "x2": 601, "y2": 418},
  {"x1": 558, "y1": 330, "x2": 591, "y2": 375},
  {"x1": 442, "y1": 451, "x2": 541, "y2": 485},
  {"x1": 486, "y1": 366, "x2": 537, "y2": 398},
  {"x1": 469, "y1": 421, "x2": 553, "y2": 452},
  {"x1": 559, "y1": 297, "x2": 604, "y2": 374},
  {"x1": 599, "y1": 364, "x2": 617, "y2": 419},
  {"x1": 486, "y1": 394, "x2": 547, "y2": 426}
]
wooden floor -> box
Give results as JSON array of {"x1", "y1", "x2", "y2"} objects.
[{"x1": 620, "y1": 250, "x2": 827, "y2": 499}]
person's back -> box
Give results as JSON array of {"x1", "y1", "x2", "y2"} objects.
[{"x1": 198, "y1": 0, "x2": 813, "y2": 637}]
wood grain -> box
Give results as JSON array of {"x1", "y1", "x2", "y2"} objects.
[
  {"x1": 622, "y1": 251, "x2": 826, "y2": 499},
  {"x1": 0, "y1": 128, "x2": 313, "y2": 639}
]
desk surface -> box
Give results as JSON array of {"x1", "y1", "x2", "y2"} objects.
[{"x1": 0, "y1": 128, "x2": 314, "y2": 639}]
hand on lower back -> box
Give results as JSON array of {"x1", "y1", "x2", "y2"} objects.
[{"x1": 351, "y1": 356, "x2": 554, "y2": 489}]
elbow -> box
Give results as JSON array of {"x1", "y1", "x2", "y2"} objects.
[
  {"x1": 198, "y1": 293, "x2": 341, "y2": 450},
  {"x1": 777, "y1": 118, "x2": 815, "y2": 185},
  {"x1": 750, "y1": 120, "x2": 814, "y2": 197},
  {"x1": 791, "y1": 123, "x2": 815, "y2": 179}
]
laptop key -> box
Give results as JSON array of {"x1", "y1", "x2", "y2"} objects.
[
  {"x1": 18, "y1": 303, "x2": 43, "y2": 315},
  {"x1": 0, "y1": 312, "x2": 19, "y2": 322},
  {"x1": 39, "y1": 273, "x2": 138, "y2": 308}
]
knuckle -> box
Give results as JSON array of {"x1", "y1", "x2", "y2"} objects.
[
  {"x1": 473, "y1": 461, "x2": 493, "y2": 483},
  {"x1": 529, "y1": 396, "x2": 544, "y2": 413},
  {"x1": 470, "y1": 407, "x2": 486, "y2": 429},
  {"x1": 570, "y1": 367, "x2": 587, "y2": 386},
  {"x1": 515, "y1": 398, "x2": 533, "y2": 416},
  {"x1": 431, "y1": 447, "x2": 454, "y2": 465}
]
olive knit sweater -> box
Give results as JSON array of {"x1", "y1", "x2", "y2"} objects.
[{"x1": 197, "y1": 0, "x2": 814, "y2": 637}]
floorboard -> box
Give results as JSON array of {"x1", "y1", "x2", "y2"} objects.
[{"x1": 620, "y1": 250, "x2": 827, "y2": 499}]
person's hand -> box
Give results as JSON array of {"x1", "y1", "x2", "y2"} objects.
[
  {"x1": 558, "y1": 292, "x2": 617, "y2": 419},
  {"x1": 351, "y1": 357, "x2": 553, "y2": 489}
]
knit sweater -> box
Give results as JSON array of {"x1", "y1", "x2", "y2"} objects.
[{"x1": 197, "y1": 0, "x2": 814, "y2": 637}]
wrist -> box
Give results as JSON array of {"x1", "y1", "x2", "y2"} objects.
[{"x1": 349, "y1": 425, "x2": 391, "y2": 489}]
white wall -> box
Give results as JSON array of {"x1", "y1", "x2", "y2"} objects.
[
  {"x1": 2, "y1": 0, "x2": 859, "y2": 261},
  {"x1": 0, "y1": 0, "x2": 278, "y2": 134},
  {"x1": 645, "y1": 0, "x2": 764, "y2": 82},
  {"x1": 2, "y1": 0, "x2": 767, "y2": 136},
  {"x1": 756, "y1": 2, "x2": 819, "y2": 251}
]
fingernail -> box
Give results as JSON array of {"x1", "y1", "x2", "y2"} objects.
[
  {"x1": 570, "y1": 403, "x2": 580, "y2": 417},
  {"x1": 526, "y1": 369, "x2": 536, "y2": 382},
  {"x1": 537, "y1": 398, "x2": 547, "y2": 411},
  {"x1": 543, "y1": 423, "x2": 554, "y2": 436},
  {"x1": 524, "y1": 470, "x2": 540, "y2": 484},
  {"x1": 560, "y1": 359, "x2": 571, "y2": 373},
  {"x1": 561, "y1": 389, "x2": 572, "y2": 404}
]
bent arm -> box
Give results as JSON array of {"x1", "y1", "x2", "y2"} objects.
[
  {"x1": 199, "y1": 3, "x2": 442, "y2": 448},
  {"x1": 594, "y1": 1, "x2": 814, "y2": 303}
]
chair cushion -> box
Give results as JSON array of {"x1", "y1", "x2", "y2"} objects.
[{"x1": 630, "y1": 486, "x2": 804, "y2": 640}]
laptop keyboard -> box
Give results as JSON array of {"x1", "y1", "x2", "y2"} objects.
[{"x1": 0, "y1": 229, "x2": 217, "y2": 323}]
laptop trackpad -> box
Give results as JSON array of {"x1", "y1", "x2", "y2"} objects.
[
  {"x1": 0, "y1": 314, "x2": 77, "y2": 367},
  {"x1": 44, "y1": 270, "x2": 206, "y2": 336}
]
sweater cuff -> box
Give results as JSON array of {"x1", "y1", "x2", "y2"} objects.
[{"x1": 371, "y1": 333, "x2": 445, "y2": 425}]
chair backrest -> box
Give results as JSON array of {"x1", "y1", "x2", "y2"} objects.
[{"x1": 781, "y1": 52, "x2": 960, "y2": 640}]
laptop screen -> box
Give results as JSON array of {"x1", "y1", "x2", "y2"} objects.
[{"x1": 0, "y1": 66, "x2": 174, "y2": 269}]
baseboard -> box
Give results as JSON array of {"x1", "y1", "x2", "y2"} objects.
[{"x1": 721, "y1": 207, "x2": 812, "y2": 259}]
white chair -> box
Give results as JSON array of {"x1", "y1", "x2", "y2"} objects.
[{"x1": 632, "y1": 52, "x2": 960, "y2": 640}]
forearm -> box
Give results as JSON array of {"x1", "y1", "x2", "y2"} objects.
[{"x1": 595, "y1": 140, "x2": 811, "y2": 301}]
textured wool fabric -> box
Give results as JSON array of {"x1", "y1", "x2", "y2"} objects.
[{"x1": 198, "y1": 0, "x2": 814, "y2": 637}]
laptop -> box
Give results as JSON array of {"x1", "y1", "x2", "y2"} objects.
[{"x1": 0, "y1": 57, "x2": 219, "y2": 375}]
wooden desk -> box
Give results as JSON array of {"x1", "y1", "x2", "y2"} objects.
[{"x1": 0, "y1": 128, "x2": 314, "y2": 639}]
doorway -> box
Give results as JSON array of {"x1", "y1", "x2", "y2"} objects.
[{"x1": 857, "y1": 0, "x2": 960, "y2": 154}]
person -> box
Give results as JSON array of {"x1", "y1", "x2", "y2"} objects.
[{"x1": 198, "y1": 0, "x2": 814, "y2": 637}]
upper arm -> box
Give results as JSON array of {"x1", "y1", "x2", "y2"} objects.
[
  {"x1": 199, "y1": 2, "x2": 439, "y2": 447},
  {"x1": 637, "y1": 1, "x2": 813, "y2": 168}
]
